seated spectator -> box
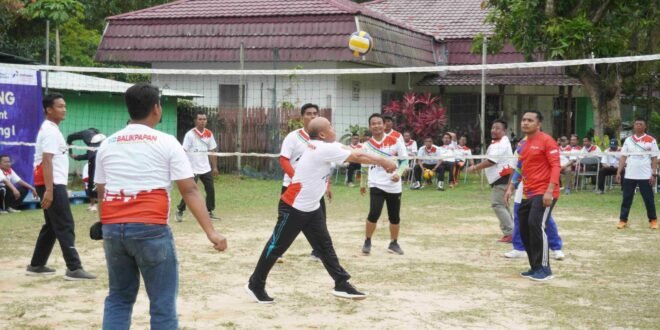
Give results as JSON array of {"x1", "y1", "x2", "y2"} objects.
[
  {"x1": 402, "y1": 131, "x2": 418, "y2": 180},
  {"x1": 578, "y1": 136, "x2": 602, "y2": 185},
  {"x1": 596, "y1": 139, "x2": 623, "y2": 194},
  {"x1": 0, "y1": 155, "x2": 38, "y2": 213},
  {"x1": 453, "y1": 136, "x2": 473, "y2": 185},
  {"x1": 345, "y1": 134, "x2": 362, "y2": 187},
  {"x1": 558, "y1": 136, "x2": 575, "y2": 194},
  {"x1": 412, "y1": 137, "x2": 439, "y2": 189},
  {"x1": 436, "y1": 132, "x2": 456, "y2": 191}
]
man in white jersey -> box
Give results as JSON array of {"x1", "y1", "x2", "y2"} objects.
[
  {"x1": 346, "y1": 133, "x2": 362, "y2": 187},
  {"x1": 402, "y1": 131, "x2": 417, "y2": 180},
  {"x1": 616, "y1": 118, "x2": 658, "y2": 230},
  {"x1": 453, "y1": 136, "x2": 473, "y2": 185},
  {"x1": 26, "y1": 93, "x2": 96, "y2": 280},
  {"x1": 467, "y1": 119, "x2": 515, "y2": 242},
  {"x1": 96, "y1": 83, "x2": 227, "y2": 329},
  {"x1": 360, "y1": 113, "x2": 409, "y2": 255},
  {"x1": 246, "y1": 117, "x2": 397, "y2": 303},
  {"x1": 411, "y1": 137, "x2": 440, "y2": 189},
  {"x1": 596, "y1": 139, "x2": 623, "y2": 194},
  {"x1": 383, "y1": 114, "x2": 405, "y2": 144},
  {"x1": 436, "y1": 133, "x2": 457, "y2": 190},
  {"x1": 0, "y1": 155, "x2": 38, "y2": 213},
  {"x1": 176, "y1": 111, "x2": 220, "y2": 221}
]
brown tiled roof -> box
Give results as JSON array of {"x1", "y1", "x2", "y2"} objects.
[
  {"x1": 418, "y1": 72, "x2": 581, "y2": 86},
  {"x1": 366, "y1": 0, "x2": 493, "y2": 39}
]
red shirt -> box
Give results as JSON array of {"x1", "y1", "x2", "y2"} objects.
[{"x1": 517, "y1": 132, "x2": 561, "y2": 199}]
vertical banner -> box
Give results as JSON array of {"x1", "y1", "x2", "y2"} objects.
[{"x1": 0, "y1": 68, "x2": 43, "y2": 185}]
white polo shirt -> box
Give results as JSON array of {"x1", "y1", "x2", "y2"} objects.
[
  {"x1": 621, "y1": 134, "x2": 659, "y2": 180},
  {"x1": 362, "y1": 135, "x2": 408, "y2": 194},
  {"x1": 95, "y1": 124, "x2": 193, "y2": 224},
  {"x1": 0, "y1": 168, "x2": 22, "y2": 187},
  {"x1": 182, "y1": 127, "x2": 217, "y2": 174},
  {"x1": 484, "y1": 136, "x2": 514, "y2": 185},
  {"x1": 282, "y1": 141, "x2": 350, "y2": 212},
  {"x1": 33, "y1": 120, "x2": 69, "y2": 186},
  {"x1": 280, "y1": 128, "x2": 311, "y2": 187}
]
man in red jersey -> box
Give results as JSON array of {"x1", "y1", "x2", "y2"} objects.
[{"x1": 505, "y1": 111, "x2": 561, "y2": 282}]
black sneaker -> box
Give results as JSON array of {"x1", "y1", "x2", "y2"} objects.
[
  {"x1": 529, "y1": 268, "x2": 554, "y2": 282},
  {"x1": 64, "y1": 268, "x2": 96, "y2": 281},
  {"x1": 520, "y1": 269, "x2": 535, "y2": 279},
  {"x1": 209, "y1": 211, "x2": 221, "y2": 221},
  {"x1": 310, "y1": 250, "x2": 321, "y2": 262},
  {"x1": 387, "y1": 241, "x2": 404, "y2": 255},
  {"x1": 26, "y1": 265, "x2": 56, "y2": 276},
  {"x1": 245, "y1": 283, "x2": 274, "y2": 304},
  {"x1": 361, "y1": 239, "x2": 371, "y2": 255},
  {"x1": 332, "y1": 281, "x2": 367, "y2": 300}
]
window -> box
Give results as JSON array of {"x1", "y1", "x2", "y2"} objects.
[{"x1": 219, "y1": 84, "x2": 246, "y2": 108}]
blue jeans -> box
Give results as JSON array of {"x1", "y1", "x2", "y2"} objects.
[
  {"x1": 512, "y1": 202, "x2": 562, "y2": 251},
  {"x1": 102, "y1": 223, "x2": 178, "y2": 330}
]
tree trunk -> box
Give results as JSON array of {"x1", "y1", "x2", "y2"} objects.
[
  {"x1": 578, "y1": 72, "x2": 621, "y2": 139},
  {"x1": 55, "y1": 27, "x2": 60, "y2": 66}
]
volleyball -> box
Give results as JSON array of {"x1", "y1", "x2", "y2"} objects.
[
  {"x1": 423, "y1": 169, "x2": 435, "y2": 181},
  {"x1": 349, "y1": 31, "x2": 374, "y2": 57}
]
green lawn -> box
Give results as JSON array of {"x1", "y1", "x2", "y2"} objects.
[{"x1": 0, "y1": 174, "x2": 658, "y2": 329}]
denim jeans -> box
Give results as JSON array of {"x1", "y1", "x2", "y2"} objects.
[{"x1": 102, "y1": 223, "x2": 178, "y2": 330}]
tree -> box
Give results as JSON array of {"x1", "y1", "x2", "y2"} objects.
[
  {"x1": 20, "y1": 0, "x2": 84, "y2": 66},
  {"x1": 383, "y1": 92, "x2": 448, "y2": 142},
  {"x1": 479, "y1": 0, "x2": 659, "y2": 137}
]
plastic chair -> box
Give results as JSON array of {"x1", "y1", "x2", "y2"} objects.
[{"x1": 575, "y1": 157, "x2": 600, "y2": 191}]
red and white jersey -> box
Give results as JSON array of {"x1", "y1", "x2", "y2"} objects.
[
  {"x1": 405, "y1": 139, "x2": 418, "y2": 157},
  {"x1": 622, "y1": 134, "x2": 659, "y2": 180},
  {"x1": 455, "y1": 145, "x2": 472, "y2": 162},
  {"x1": 33, "y1": 120, "x2": 69, "y2": 186},
  {"x1": 559, "y1": 145, "x2": 573, "y2": 166},
  {"x1": 362, "y1": 135, "x2": 408, "y2": 193},
  {"x1": 95, "y1": 124, "x2": 193, "y2": 225},
  {"x1": 282, "y1": 141, "x2": 350, "y2": 212},
  {"x1": 385, "y1": 129, "x2": 405, "y2": 144},
  {"x1": 485, "y1": 136, "x2": 514, "y2": 185},
  {"x1": 601, "y1": 147, "x2": 621, "y2": 168},
  {"x1": 579, "y1": 144, "x2": 601, "y2": 157},
  {"x1": 0, "y1": 168, "x2": 22, "y2": 187},
  {"x1": 349, "y1": 142, "x2": 362, "y2": 150},
  {"x1": 182, "y1": 128, "x2": 217, "y2": 174},
  {"x1": 417, "y1": 145, "x2": 439, "y2": 165},
  {"x1": 438, "y1": 144, "x2": 457, "y2": 163},
  {"x1": 280, "y1": 128, "x2": 311, "y2": 187},
  {"x1": 568, "y1": 145, "x2": 582, "y2": 161}
]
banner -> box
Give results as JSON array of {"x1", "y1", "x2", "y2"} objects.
[{"x1": 0, "y1": 68, "x2": 43, "y2": 185}]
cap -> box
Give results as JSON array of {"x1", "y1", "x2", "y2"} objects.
[{"x1": 609, "y1": 139, "x2": 618, "y2": 147}]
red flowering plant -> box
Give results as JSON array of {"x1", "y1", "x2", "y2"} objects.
[{"x1": 383, "y1": 92, "x2": 448, "y2": 142}]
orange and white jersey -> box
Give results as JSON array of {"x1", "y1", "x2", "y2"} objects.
[
  {"x1": 417, "y1": 145, "x2": 439, "y2": 165},
  {"x1": 95, "y1": 124, "x2": 193, "y2": 225},
  {"x1": 559, "y1": 145, "x2": 572, "y2": 166},
  {"x1": 33, "y1": 120, "x2": 69, "y2": 186},
  {"x1": 579, "y1": 144, "x2": 602, "y2": 157},
  {"x1": 280, "y1": 128, "x2": 311, "y2": 187},
  {"x1": 385, "y1": 129, "x2": 405, "y2": 145},
  {"x1": 362, "y1": 135, "x2": 408, "y2": 193},
  {"x1": 622, "y1": 134, "x2": 659, "y2": 180},
  {"x1": 349, "y1": 142, "x2": 362, "y2": 150},
  {"x1": 601, "y1": 147, "x2": 621, "y2": 168},
  {"x1": 405, "y1": 139, "x2": 418, "y2": 157},
  {"x1": 484, "y1": 136, "x2": 514, "y2": 184},
  {"x1": 281, "y1": 141, "x2": 350, "y2": 212},
  {"x1": 0, "y1": 168, "x2": 22, "y2": 187},
  {"x1": 438, "y1": 144, "x2": 457, "y2": 162},
  {"x1": 182, "y1": 128, "x2": 217, "y2": 174},
  {"x1": 455, "y1": 145, "x2": 472, "y2": 162},
  {"x1": 568, "y1": 145, "x2": 582, "y2": 161}
]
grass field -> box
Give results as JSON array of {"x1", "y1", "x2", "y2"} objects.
[{"x1": 0, "y1": 174, "x2": 658, "y2": 329}]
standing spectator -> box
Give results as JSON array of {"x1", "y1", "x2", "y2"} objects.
[
  {"x1": 596, "y1": 139, "x2": 623, "y2": 194},
  {"x1": 96, "y1": 83, "x2": 227, "y2": 329},
  {"x1": 412, "y1": 137, "x2": 440, "y2": 189},
  {"x1": 558, "y1": 136, "x2": 575, "y2": 194},
  {"x1": 436, "y1": 133, "x2": 456, "y2": 191},
  {"x1": 69, "y1": 132, "x2": 105, "y2": 212},
  {"x1": 466, "y1": 119, "x2": 514, "y2": 243},
  {"x1": 346, "y1": 133, "x2": 362, "y2": 187},
  {"x1": 453, "y1": 136, "x2": 473, "y2": 185},
  {"x1": 27, "y1": 93, "x2": 96, "y2": 280},
  {"x1": 383, "y1": 114, "x2": 404, "y2": 144},
  {"x1": 0, "y1": 155, "x2": 38, "y2": 213},
  {"x1": 616, "y1": 118, "x2": 658, "y2": 230}
]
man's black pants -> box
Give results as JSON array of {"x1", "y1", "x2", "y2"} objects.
[
  {"x1": 597, "y1": 167, "x2": 622, "y2": 192},
  {"x1": 346, "y1": 163, "x2": 361, "y2": 184},
  {"x1": 30, "y1": 185, "x2": 82, "y2": 271},
  {"x1": 177, "y1": 171, "x2": 215, "y2": 212},
  {"x1": 249, "y1": 201, "x2": 351, "y2": 288},
  {"x1": 0, "y1": 186, "x2": 28, "y2": 210},
  {"x1": 619, "y1": 179, "x2": 656, "y2": 222},
  {"x1": 437, "y1": 161, "x2": 455, "y2": 183},
  {"x1": 518, "y1": 195, "x2": 557, "y2": 272},
  {"x1": 413, "y1": 163, "x2": 436, "y2": 182}
]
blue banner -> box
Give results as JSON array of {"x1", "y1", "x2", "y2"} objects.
[{"x1": 0, "y1": 68, "x2": 43, "y2": 185}]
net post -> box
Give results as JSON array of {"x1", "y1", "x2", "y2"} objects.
[
  {"x1": 480, "y1": 37, "x2": 487, "y2": 189},
  {"x1": 237, "y1": 42, "x2": 245, "y2": 174}
]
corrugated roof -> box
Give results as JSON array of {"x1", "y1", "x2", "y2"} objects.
[
  {"x1": 366, "y1": 0, "x2": 493, "y2": 39},
  {"x1": 418, "y1": 73, "x2": 581, "y2": 86},
  {"x1": 41, "y1": 71, "x2": 201, "y2": 97}
]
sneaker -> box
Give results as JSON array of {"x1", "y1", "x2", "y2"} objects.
[
  {"x1": 437, "y1": 181, "x2": 445, "y2": 191},
  {"x1": 175, "y1": 210, "x2": 183, "y2": 222},
  {"x1": 209, "y1": 211, "x2": 221, "y2": 221},
  {"x1": 564, "y1": 188, "x2": 571, "y2": 195},
  {"x1": 26, "y1": 265, "x2": 56, "y2": 276},
  {"x1": 411, "y1": 181, "x2": 421, "y2": 190},
  {"x1": 520, "y1": 269, "x2": 535, "y2": 279},
  {"x1": 497, "y1": 235, "x2": 513, "y2": 243},
  {"x1": 348, "y1": 182, "x2": 355, "y2": 188},
  {"x1": 504, "y1": 250, "x2": 526, "y2": 258},
  {"x1": 332, "y1": 281, "x2": 367, "y2": 300},
  {"x1": 594, "y1": 190, "x2": 604, "y2": 195},
  {"x1": 0, "y1": 210, "x2": 7, "y2": 214},
  {"x1": 64, "y1": 268, "x2": 96, "y2": 281},
  {"x1": 244, "y1": 283, "x2": 274, "y2": 304},
  {"x1": 310, "y1": 250, "x2": 321, "y2": 262},
  {"x1": 650, "y1": 220, "x2": 658, "y2": 230},
  {"x1": 448, "y1": 183, "x2": 455, "y2": 189},
  {"x1": 617, "y1": 221, "x2": 628, "y2": 229},
  {"x1": 529, "y1": 268, "x2": 554, "y2": 282},
  {"x1": 387, "y1": 241, "x2": 404, "y2": 255},
  {"x1": 7, "y1": 207, "x2": 21, "y2": 213},
  {"x1": 87, "y1": 205, "x2": 97, "y2": 212},
  {"x1": 551, "y1": 250, "x2": 565, "y2": 260},
  {"x1": 361, "y1": 239, "x2": 371, "y2": 255}
]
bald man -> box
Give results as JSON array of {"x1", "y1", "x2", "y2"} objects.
[{"x1": 246, "y1": 117, "x2": 397, "y2": 304}]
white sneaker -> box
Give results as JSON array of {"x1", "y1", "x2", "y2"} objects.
[
  {"x1": 437, "y1": 181, "x2": 444, "y2": 191},
  {"x1": 7, "y1": 207, "x2": 21, "y2": 213},
  {"x1": 0, "y1": 210, "x2": 8, "y2": 214},
  {"x1": 504, "y1": 250, "x2": 526, "y2": 258},
  {"x1": 411, "y1": 181, "x2": 421, "y2": 190},
  {"x1": 87, "y1": 205, "x2": 97, "y2": 212},
  {"x1": 551, "y1": 250, "x2": 565, "y2": 260}
]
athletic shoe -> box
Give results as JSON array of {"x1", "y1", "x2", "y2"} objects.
[
  {"x1": 175, "y1": 210, "x2": 183, "y2": 222},
  {"x1": 594, "y1": 190, "x2": 604, "y2": 195},
  {"x1": 332, "y1": 281, "x2": 367, "y2": 300},
  {"x1": 411, "y1": 181, "x2": 421, "y2": 190},
  {"x1": 650, "y1": 220, "x2": 658, "y2": 230},
  {"x1": 387, "y1": 241, "x2": 404, "y2": 255},
  {"x1": 529, "y1": 268, "x2": 554, "y2": 282},
  {"x1": 437, "y1": 181, "x2": 444, "y2": 191},
  {"x1": 564, "y1": 188, "x2": 571, "y2": 195},
  {"x1": 87, "y1": 205, "x2": 97, "y2": 212},
  {"x1": 64, "y1": 268, "x2": 96, "y2": 281},
  {"x1": 504, "y1": 250, "x2": 526, "y2": 258},
  {"x1": 348, "y1": 182, "x2": 355, "y2": 188},
  {"x1": 497, "y1": 235, "x2": 513, "y2": 243},
  {"x1": 310, "y1": 250, "x2": 321, "y2": 262},
  {"x1": 361, "y1": 239, "x2": 371, "y2": 255},
  {"x1": 26, "y1": 265, "x2": 56, "y2": 276},
  {"x1": 520, "y1": 269, "x2": 535, "y2": 279},
  {"x1": 617, "y1": 221, "x2": 628, "y2": 229},
  {"x1": 0, "y1": 210, "x2": 7, "y2": 214},
  {"x1": 244, "y1": 283, "x2": 274, "y2": 304},
  {"x1": 448, "y1": 183, "x2": 455, "y2": 189},
  {"x1": 551, "y1": 250, "x2": 565, "y2": 260},
  {"x1": 209, "y1": 211, "x2": 221, "y2": 221},
  {"x1": 7, "y1": 207, "x2": 21, "y2": 213}
]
